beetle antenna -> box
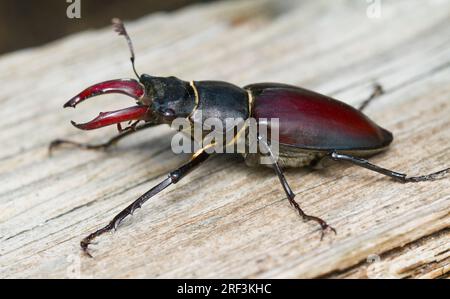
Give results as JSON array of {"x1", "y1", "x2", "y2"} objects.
[{"x1": 112, "y1": 18, "x2": 140, "y2": 79}]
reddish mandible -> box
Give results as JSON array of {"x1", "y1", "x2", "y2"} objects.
[{"x1": 50, "y1": 19, "x2": 449, "y2": 257}]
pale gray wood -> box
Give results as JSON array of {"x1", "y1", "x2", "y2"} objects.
[{"x1": 0, "y1": 0, "x2": 449, "y2": 278}]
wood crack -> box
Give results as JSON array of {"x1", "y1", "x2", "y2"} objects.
[{"x1": 319, "y1": 227, "x2": 450, "y2": 278}]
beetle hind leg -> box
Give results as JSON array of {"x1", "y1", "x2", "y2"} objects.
[
  {"x1": 258, "y1": 136, "x2": 336, "y2": 239},
  {"x1": 330, "y1": 152, "x2": 450, "y2": 183},
  {"x1": 358, "y1": 83, "x2": 384, "y2": 112}
]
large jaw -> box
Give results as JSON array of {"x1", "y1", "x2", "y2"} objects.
[{"x1": 64, "y1": 79, "x2": 152, "y2": 130}]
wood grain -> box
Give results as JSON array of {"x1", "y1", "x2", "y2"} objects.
[{"x1": 0, "y1": 0, "x2": 449, "y2": 278}]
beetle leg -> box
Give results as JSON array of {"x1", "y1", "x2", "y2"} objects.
[
  {"x1": 358, "y1": 83, "x2": 384, "y2": 112},
  {"x1": 49, "y1": 122, "x2": 158, "y2": 155},
  {"x1": 118, "y1": 119, "x2": 141, "y2": 133},
  {"x1": 80, "y1": 148, "x2": 211, "y2": 257},
  {"x1": 258, "y1": 136, "x2": 336, "y2": 239},
  {"x1": 330, "y1": 152, "x2": 450, "y2": 182}
]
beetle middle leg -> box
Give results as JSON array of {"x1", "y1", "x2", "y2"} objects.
[
  {"x1": 358, "y1": 83, "x2": 384, "y2": 111},
  {"x1": 258, "y1": 137, "x2": 336, "y2": 239},
  {"x1": 330, "y1": 152, "x2": 449, "y2": 182},
  {"x1": 80, "y1": 148, "x2": 211, "y2": 257},
  {"x1": 49, "y1": 122, "x2": 158, "y2": 155}
]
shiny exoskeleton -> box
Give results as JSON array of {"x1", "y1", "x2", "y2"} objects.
[{"x1": 50, "y1": 19, "x2": 449, "y2": 257}]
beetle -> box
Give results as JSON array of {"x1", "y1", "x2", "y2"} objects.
[{"x1": 51, "y1": 19, "x2": 449, "y2": 257}]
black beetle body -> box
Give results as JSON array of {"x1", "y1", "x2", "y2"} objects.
[{"x1": 51, "y1": 19, "x2": 449, "y2": 256}]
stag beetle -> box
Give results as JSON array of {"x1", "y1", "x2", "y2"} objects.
[{"x1": 50, "y1": 19, "x2": 449, "y2": 257}]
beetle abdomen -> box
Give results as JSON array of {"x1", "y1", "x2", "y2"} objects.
[
  {"x1": 243, "y1": 146, "x2": 326, "y2": 168},
  {"x1": 245, "y1": 83, "x2": 393, "y2": 151}
]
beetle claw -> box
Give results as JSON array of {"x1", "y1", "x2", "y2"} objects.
[
  {"x1": 319, "y1": 224, "x2": 337, "y2": 241},
  {"x1": 64, "y1": 79, "x2": 152, "y2": 130},
  {"x1": 64, "y1": 79, "x2": 145, "y2": 108},
  {"x1": 80, "y1": 240, "x2": 94, "y2": 258},
  {"x1": 70, "y1": 106, "x2": 150, "y2": 130}
]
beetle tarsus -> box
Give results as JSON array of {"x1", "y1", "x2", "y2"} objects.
[
  {"x1": 402, "y1": 167, "x2": 449, "y2": 182},
  {"x1": 358, "y1": 83, "x2": 384, "y2": 111},
  {"x1": 288, "y1": 196, "x2": 336, "y2": 240},
  {"x1": 80, "y1": 224, "x2": 113, "y2": 258},
  {"x1": 319, "y1": 225, "x2": 337, "y2": 241},
  {"x1": 80, "y1": 209, "x2": 137, "y2": 257}
]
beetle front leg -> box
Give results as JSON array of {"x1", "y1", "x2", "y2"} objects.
[
  {"x1": 49, "y1": 122, "x2": 158, "y2": 155},
  {"x1": 258, "y1": 137, "x2": 336, "y2": 239},
  {"x1": 330, "y1": 152, "x2": 449, "y2": 182},
  {"x1": 80, "y1": 149, "x2": 210, "y2": 257}
]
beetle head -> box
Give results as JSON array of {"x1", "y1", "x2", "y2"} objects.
[
  {"x1": 62, "y1": 74, "x2": 195, "y2": 130},
  {"x1": 139, "y1": 74, "x2": 195, "y2": 123},
  {"x1": 62, "y1": 19, "x2": 196, "y2": 130}
]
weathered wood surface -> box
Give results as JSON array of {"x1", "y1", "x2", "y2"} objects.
[{"x1": 0, "y1": 0, "x2": 449, "y2": 278}]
